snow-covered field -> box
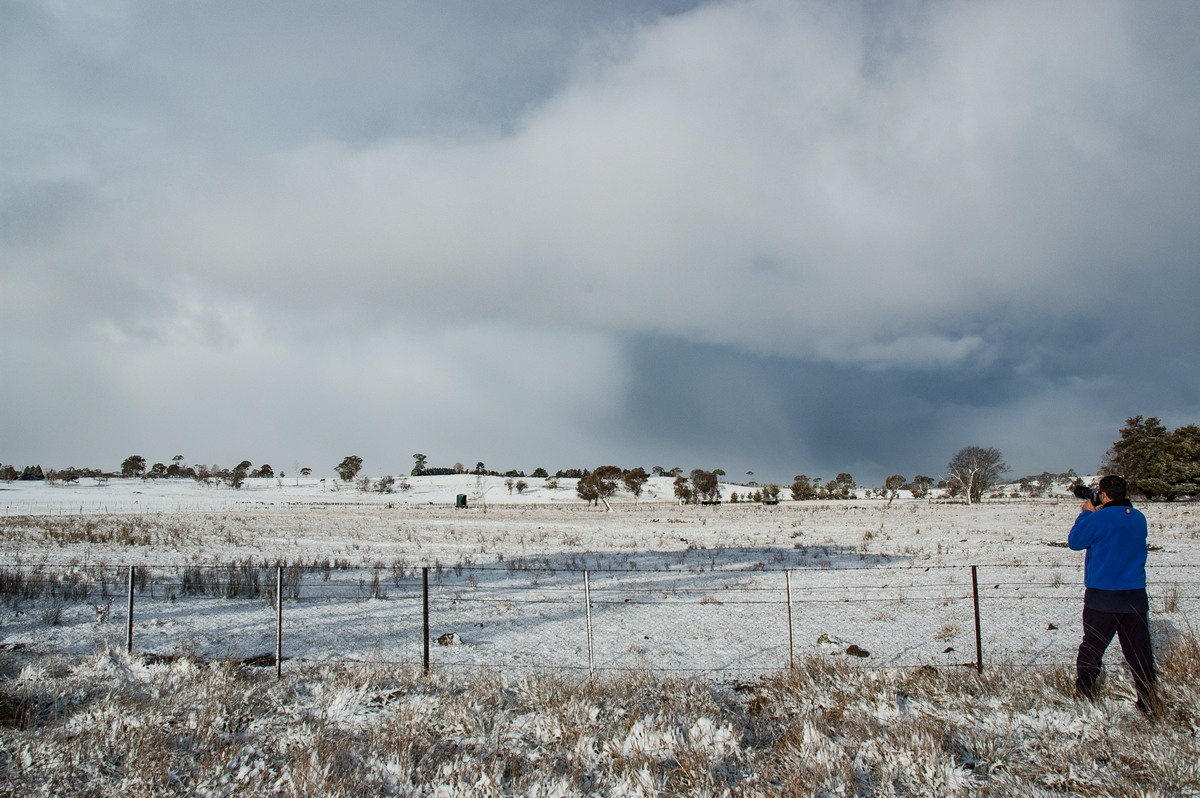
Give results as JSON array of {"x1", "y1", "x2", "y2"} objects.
[
  {"x1": 2, "y1": 476, "x2": 1197, "y2": 673},
  {"x1": 3, "y1": 477, "x2": 1199, "y2": 795}
]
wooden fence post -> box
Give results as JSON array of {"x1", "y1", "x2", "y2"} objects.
[
  {"x1": 423, "y1": 567, "x2": 430, "y2": 676},
  {"x1": 584, "y1": 571, "x2": 594, "y2": 673},
  {"x1": 275, "y1": 564, "x2": 283, "y2": 679},
  {"x1": 972, "y1": 565, "x2": 983, "y2": 674},
  {"x1": 126, "y1": 565, "x2": 135, "y2": 655}
]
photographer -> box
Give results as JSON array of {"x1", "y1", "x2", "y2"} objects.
[{"x1": 1068, "y1": 475, "x2": 1160, "y2": 716}]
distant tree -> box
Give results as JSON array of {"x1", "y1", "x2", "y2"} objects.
[
  {"x1": 946, "y1": 446, "x2": 1008, "y2": 505},
  {"x1": 300, "y1": 467, "x2": 313, "y2": 477},
  {"x1": 761, "y1": 484, "x2": 782, "y2": 503},
  {"x1": 531, "y1": 467, "x2": 549, "y2": 478},
  {"x1": 673, "y1": 475, "x2": 694, "y2": 504},
  {"x1": 0, "y1": 465, "x2": 18, "y2": 482},
  {"x1": 376, "y1": 475, "x2": 396, "y2": 494},
  {"x1": 651, "y1": 466, "x2": 665, "y2": 477},
  {"x1": 745, "y1": 471, "x2": 757, "y2": 486},
  {"x1": 147, "y1": 462, "x2": 168, "y2": 479},
  {"x1": 336, "y1": 456, "x2": 364, "y2": 482},
  {"x1": 474, "y1": 462, "x2": 486, "y2": 475},
  {"x1": 908, "y1": 475, "x2": 935, "y2": 499},
  {"x1": 690, "y1": 469, "x2": 720, "y2": 503},
  {"x1": 884, "y1": 474, "x2": 906, "y2": 505},
  {"x1": 121, "y1": 455, "x2": 146, "y2": 479},
  {"x1": 20, "y1": 465, "x2": 45, "y2": 481},
  {"x1": 505, "y1": 478, "x2": 515, "y2": 494},
  {"x1": 514, "y1": 480, "x2": 528, "y2": 494},
  {"x1": 834, "y1": 473, "x2": 856, "y2": 499},
  {"x1": 576, "y1": 475, "x2": 600, "y2": 505},
  {"x1": 623, "y1": 467, "x2": 649, "y2": 502},
  {"x1": 790, "y1": 475, "x2": 817, "y2": 501},
  {"x1": 251, "y1": 464, "x2": 274, "y2": 479},
  {"x1": 412, "y1": 453, "x2": 427, "y2": 476},
  {"x1": 454, "y1": 463, "x2": 466, "y2": 474},
  {"x1": 545, "y1": 475, "x2": 559, "y2": 490},
  {"x1": 358, "y1": 475, "x2": 372, "y2": 493}
]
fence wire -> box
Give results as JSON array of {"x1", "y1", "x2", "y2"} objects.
[{"x1": 1, "y1": 563, "x2": 1195, "y2": 676}]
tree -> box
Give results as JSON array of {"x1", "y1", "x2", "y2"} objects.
[
  {"x1": 673, "y1": 475, "x2": 694, "y2": 504},
  {"x1": 834, "y1": 473, "x2": 856, "y2": 499},
  {"x1": 300, "y1": 467, "x2": 313, "y2": 477},
  {"x1": 576, "y1": 465, "x2": 622, "y2": 505},
  {"x1": 121, "y1": 455, "x2": 146, "y2": 479},
  {"x1": 908, "y1": 475, "x2": 935, "y2": 499},
  {"x1": 1103, "y1": 416, "x2": 1170, "y2": 499},
  {"x1": 945, "y1": 446, "x2": 1008, "y2": 505},
  {"x1": 790, "y1": 475, "x2": 817, "y2": 501},
  {"x1": 251, "y1": 464, "x2": 274, "y2": 479},
  {"x1": 531, "y1": 467, "x2": 549, "y2": 478},
  {"x1": 689, "y1": 469, "x2": 720, "y2": 503},
  {"x1": 883, "y1": 474, "x2": 906, "y2": 505},
  {"x1": 576, "y1": 476, "x2": 600, "y2": 505},
  {"x1": 623, "y1": 467, "x2": 649, "y2": 502},
  {"x1": 411, "y1": 453, "x2": 427, "y2": 476},
  {"x1": 336, "y1": 456, "x2": 364, "y2": 482},
  {"x1": 1104, "y1": 417, "x2": 1200, "y2": 500}
]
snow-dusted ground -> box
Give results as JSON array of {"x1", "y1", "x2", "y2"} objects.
[
  {"x1": 4, "y1": 477, "x2": 1200, "y2": 795},
  {"x1": 1, "y1": 476, "x2": 1197, "y2": 676}
]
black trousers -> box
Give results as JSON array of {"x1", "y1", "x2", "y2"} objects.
[{"x1": 1075, "y1": 607, "x2": 1158, "y2": 711}]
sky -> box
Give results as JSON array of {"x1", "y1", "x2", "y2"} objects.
[{"x1": 3, "y1": 0, "x2": 1199, "y2": 486}]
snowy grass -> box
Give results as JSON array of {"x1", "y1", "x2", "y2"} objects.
[
  {"x1": 2, "y1": 480, "x2": 1198, "y2": 793},
  {"x1": 2, "y1": 634, "x2": 1198, "y2": 796}
]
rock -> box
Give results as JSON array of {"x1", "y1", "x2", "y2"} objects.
[
  {"x1": 845, "y1": 644, "x2": 870, "y2": 658},
  {"x1": 437, "y1": 632, "x2": 462, "y2": 646}
]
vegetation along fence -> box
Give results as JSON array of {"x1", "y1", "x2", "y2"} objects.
[{"x1": 1, "y1": 562, "x2": 1195, "y2": 677}]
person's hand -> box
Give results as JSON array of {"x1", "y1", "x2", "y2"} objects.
[{"x1": 1082, "y1": 499, "x2": 1097, "y2": 512}]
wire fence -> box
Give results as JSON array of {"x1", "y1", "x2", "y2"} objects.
[{"x1": 1, "y1": 562, "x2": 1196, "y2": 677}]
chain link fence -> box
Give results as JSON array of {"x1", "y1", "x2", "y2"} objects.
[{"x1": 1, "y1": 562, "x2": 1196, "y2": 676}]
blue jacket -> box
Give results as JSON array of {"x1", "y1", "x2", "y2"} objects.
[{"x1": 1068, "y1": 502, "x2": 1148, "y2": 591}]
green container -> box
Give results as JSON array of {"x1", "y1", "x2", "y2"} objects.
[{"x1": 455, "y1": 494, "x2": 467, "y2": 508}]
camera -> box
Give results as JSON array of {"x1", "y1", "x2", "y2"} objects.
[{"x1": 1072, "y1": 484, "x2": 1101, "y2": 505}]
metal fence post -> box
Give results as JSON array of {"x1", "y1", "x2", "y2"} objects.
[
  {"x1": 972, "y1": 565, "x2": 983, "y2": 674},
  {"x1": 275, "y1": 564, "x2": 283, "y2": 679},
  {"x1": 584, "y1": 571, "x2": 594, "y2": 673},
  {"x1": 126, "y1": 565, "x2": 135, "y2": 655},
  {"x1": 422, "y1": 567, "x2": 430, "y2": 676},
  {"x1": 785, "y1": 570, "x2": 795, "y2": 669}
]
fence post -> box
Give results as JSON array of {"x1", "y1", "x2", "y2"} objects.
[
  {"x1": 584, "y1": 571, "x2": 594, "y2": 673},
  {"x1": 422, "y1": 567, "x2": 430, "y2": 676},
  {"x1": 275, "y1": 564, "x2": 283, "y2": 679},
  {"x1": 971, "y1": 565, "x2": 983, "y2": 674},
  {"x1": 785, "y1": 570, "x2": 795, "y2": 670},
  {"x1": 126, "y1": 565, "x2": 135, "y2": 655}
]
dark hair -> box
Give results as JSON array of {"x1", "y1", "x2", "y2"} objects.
[{"x1": 1098, "y1": 474, "x2": 1127, "y2": 501}]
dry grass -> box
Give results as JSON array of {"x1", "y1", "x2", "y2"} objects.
[{"x1": 2, "y1": 629, "x2": 1198, "y2": 797}]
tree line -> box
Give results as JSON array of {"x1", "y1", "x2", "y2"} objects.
[{"x1": 3, "y1": 417, "x2": 1196, "y2": 502}]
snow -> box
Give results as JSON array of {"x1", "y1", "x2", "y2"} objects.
[
  {"x1": 2, "y1": 478, "x2": 1198, "y2": 794},
  {"x1": 2, "y1": 476, "x2": 1196, "y2": 677}
]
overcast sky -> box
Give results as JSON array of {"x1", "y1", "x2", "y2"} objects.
[{"x1": 3, "y1": 0, "x2": 1198, "y2": 485}]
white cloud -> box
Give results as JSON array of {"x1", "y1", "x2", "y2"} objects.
[{"x1": 40, "y1": 0, "x2": 1181, "y2": 372}]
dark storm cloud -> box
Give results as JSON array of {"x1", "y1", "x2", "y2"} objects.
[{"x1": 2, "y1": 0, "x2": 1198, "y2": 480}]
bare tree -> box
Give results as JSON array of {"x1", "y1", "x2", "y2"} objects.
[{"x1": 946, "y1": 446, "x2": 1008, "y2": 505}]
